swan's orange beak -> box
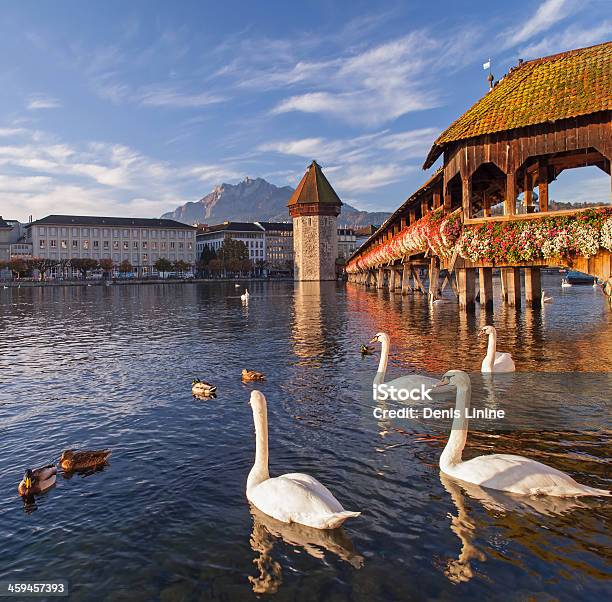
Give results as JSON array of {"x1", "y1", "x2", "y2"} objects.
[{"x1": 369, "y1": 336, "x2": 379, "y2": 344}]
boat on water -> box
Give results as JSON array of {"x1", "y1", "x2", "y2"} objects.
[{"x1": 565, "y1": 270, "x2": 597, "y2": 285}]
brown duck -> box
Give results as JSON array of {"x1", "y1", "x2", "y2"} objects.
[
  {"x1": 59, "y1": 449, "x2": 112, "y2": 471},
  {"x1": 18, "y1": 465, "x2": 57, "y2": 496},
  {"x1": 242, "y1": 369, "x2": 266, "y2": 382}
]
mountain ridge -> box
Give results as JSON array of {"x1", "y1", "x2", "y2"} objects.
[{"x1": 161, "y1": 177, "x2": 390, "y2": 226}]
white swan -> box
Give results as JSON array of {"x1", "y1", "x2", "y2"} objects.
[
  {"x1": 541, "y1": 290, "x2": 553, "y2": 303},
  {"x1": 241, "y1": 289, "x2": 250, "y2": 302},
  {"x1": 370, "y1": 332, "x2": 446, "y2": 391},
  {"x1": 479, "y1": 326, "x2": 515, "y2": 373},
  {"x1": 434, "y1": 370, "x2": 611, "y2": 497},
  {"x1": 561, "y1": 279, "x2": 572, "y2": 288},
  {"x1": 247, "y1": 391, "x2": 361, "y2": 529}
]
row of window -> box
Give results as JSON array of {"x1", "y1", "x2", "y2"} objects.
[
  {"x1": 39, "y1": 240, "x2": 193, "y2": 251},
  {"x1": 36, "y1": 252, "x2": 188, "y2": 263},
  {"x1": 36, "y1": 227, "x2": 194, "y2": 239}
]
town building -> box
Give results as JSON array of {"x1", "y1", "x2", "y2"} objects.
[
  {"x1": 195, "y1": 222, "x2": 266, "y2": 263},
  {"x1": 337, "y1": 227, "x2": 357, "y2": 260},
  {"x1": 25, "y1": 215, "x2": 197, "y2": 276},
  {"x1": 288, "y1": 161, "x2": 342, "y2": 281},
  {"x1": 254, "y1": 222, "x2": 293, "y2": 270},
  {"x1": 0, "y1": 217, "x2": 11, "y2": 265}
]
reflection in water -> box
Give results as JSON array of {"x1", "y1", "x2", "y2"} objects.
[{"x1": 248, "y1": 506, "x2": 363, "y2": 594}]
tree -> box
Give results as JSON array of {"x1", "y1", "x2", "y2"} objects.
[
  {"x1": 119, "y1": 259, "x2": 133, "y2": 274},
  {"x1": 199, "y1": 244, "x2": 216, "y2": 263},
  {"x1": 57, "y1": 258, "x2": 72, "y2": 280},
  {"x1": 241, "y1": 258, "x2": 253, "y2": 276},
  {"x1": 71, "y1": 258, "x2": 99, "y2": 279},
  {"x1": 29, "y1": 257, "x2": 59, "y2": 281},
  {"x1": 218, "y1": 238, "x2": 248, "y2": 275},
  {"x1": 208, "y1": 258, "x2": 222, "y2": 276},
  {"x1": 6, "y1": 258, "x2": 29, "y2": 279},
  {"x1": 154, "y1": 257, "x2": 172, "y2": 277},
  {"x1": 173, "y1": 259, "x2": 190, "y2": 275},
  {"x1": 99, "y1": 258, "x2": 115, "y2": 279}
]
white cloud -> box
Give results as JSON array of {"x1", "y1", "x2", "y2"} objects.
[
  {"x1": 333, "y1": 164, "x2": 413, "y2": 193},
  {"x1": 501, "y1": 0, "x2": 581, "y2": 48},
  {"x1": 518, "y1": 21, "x2": 612, "y2": 58},
  {"x1": 135, "y1": 84, "x2": 225, "y2": 108},
  {"x1": 26, "y1": 94, "x2": 62, "y2": 110}
]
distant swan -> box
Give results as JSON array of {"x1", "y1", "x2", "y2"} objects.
[
  {"x1": 480, "y1": 326, "x2": 515, "y2": 373},
  {"x1": 241, "y1": 289, "x2": 250, "y2": 302},
  {"x1": 541, "y1": 290, "x2": 553, "y2": 303},
  {"x1": 561, "y1": 279, "x2": 572, "y2": 288},
  {"x1": 370, "y1": 332, "x2": 445, "y2": 391},
  {"x1": 434, "y1": 370, "x2": 611, "y2": 497},
  {"x1": 247, "y1": 391, "x2": 361, "y2": 529}
]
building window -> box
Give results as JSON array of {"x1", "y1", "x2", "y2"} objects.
[
  {"x1": 142, "y1": 241, "x2": 147, "y2": 249},
  {"x1": 93, "y1": 240, "x2": 99, "y2": 248},
  {"x1": 103, "y1": 229, "x2": 109, "y2": 237},
  {"x1": 61, "y1": 240, "x2": 67, "y2": 249},
  {"x1": 161, "y1": 242, "x2": 167, "y2": 250},
  {"x1": 123, "y1": 241, "x2": 129, "y2": 250},
  {"x1": 113, "y1": 229, "x2": 119, "y2": 237},
  {"x1": 170, "y1": 242, "x2": 175, "y2": 249},
  {"x1": 103, "y1": 241, "x2": 109, "y2": 249},
  {"x1": 133, "y1": 241, "x2": 138, "y2": 249},
  {"x1": 123, "y1": 229, "x2": 129, "y2": 237},
  {"x1": 72, "y1": 227, "x2": 78, "y2": 236},
  {"x1": 187, "y1": 242, "x2": 192, "y2": 250},
  {"x1": 151, "y1": 230, "x2": 157, "y2": 238},
  {"x1": 72, "y1": 240, "x2": 78, "y2": 249},
  {"x1": 83, "y1": 240, "x2": 89, "y2": 250},
  {"x1": 178, "y1": 242, "x2": 183, "y2": 249},
  {"x1": 151, "y1": 242, "x2": 157, "y2": 250},
  {"x1": 39, "y1": 240, "x2": 46, "y2": 248},
  {"x1": 93, "y1": 228, "x2": 99, "y2": 236},
  {"x1": 50, "y1": 240, "x2": 57, "y2": 248},
  {"x1": 132, "y1": 230, "x2": 138, "y2": 237},
  {"x1": 113, "y1": 241, "x2": 119, "y2": 249},
  {"x1": 143, "y1": 253, "x2": 148, "y2": 261},
  {"x1": 83, "y1": 228, "x2": 89, "y2": 236}
]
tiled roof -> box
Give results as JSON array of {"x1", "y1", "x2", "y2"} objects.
[
  {"x1": 197, "y1": 221, "x2": 264, "y2": 234},
  {"x1": 28, "y1": 215, "x2": 196, "y2": 229},
  {"x1": 255, "y1": 221, "x2": 293, "y2": 231},
  {"x1": 424, "y1": 41, "x2": 612, "y2": 168},
  {"x1": 287, "y1": 161, "x2": 342, "y2": 207}
]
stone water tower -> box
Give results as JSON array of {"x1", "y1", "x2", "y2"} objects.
[{"x1": 288, "y1": 161, "x2": 342, "y2": 281}]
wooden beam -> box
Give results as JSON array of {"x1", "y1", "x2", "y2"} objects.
[
  {"x1": 457, "y1": 268, "x2": 476, "y2": 310},
  {"x1": 377, "y1": 267, "x2": 384, "y2": 289},
  {"x1": 478, "y1": 267, "x2": 493, "y2": 310},
  {"x1": 462, "y1": 176, "x2": 472, "y2": 220},
  {"x1": 411, "y1": 266, "x2": 427, "y2": 295},
  {"x1": 505, "y1": 267, "x2": 521, "y2": 307},
  {"x1": 429, "y1": 257, "x2": 440, "y2": 300},
  {"x1": 538, "y1": 159, "x2": 549, "y2": 212},
  {"x1": 505, "y1": 171, "x2": 516, "y2": 216},
  {"x1": 524, "y1": 172, "x2": 534, "y2": 213},
  {"x1": 401, "y1": 263, "x2": 411, "y2": 295},
  {"x1": 524, "y1": 267, "x2": 542, "y2": 308},
  {"x1": 433, "y1": 189, "x2": 442, "y2": 209}
]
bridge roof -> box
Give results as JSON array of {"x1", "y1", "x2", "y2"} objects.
[
  {"x1": 287, "y1": 160, "x2": 342, "y2": 208},
  {"x1": 423, "y1": 41, "x2": 612, "y2": 168}
]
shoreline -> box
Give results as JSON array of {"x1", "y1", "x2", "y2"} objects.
[{"x1": 0, "y1": 277, "x2": 295, "y2": 288}]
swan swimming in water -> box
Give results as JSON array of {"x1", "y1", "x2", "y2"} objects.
[
  {"x1": 241, "y1": 289, "x2": 250, "y2": 302},
  {"x1": 434, "y1": 370, "x2": 611, "y2": 497},
  {"x1": 561, "y1": 278, "x2": 572, "y2": 288},
  {"x1": 480, "y1": 326, "x2": 515, "y2": 373},
  {"x1": 370, "y1": 332, "x2": 446, "y2": 391},
  {"x1": 541, "y1": 290, "x2": 553, "y2": 303},
  {"x1": 247, "y1": 391, "x2": 360, "y2": 529}
]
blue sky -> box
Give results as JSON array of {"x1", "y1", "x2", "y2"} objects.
[{"x1": 0, "y1": 0, "x2": 610, "y2": 221}]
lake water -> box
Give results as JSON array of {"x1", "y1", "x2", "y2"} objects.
[{"x1": 0, "y1": 278, "x2": 610, "y2": 601}]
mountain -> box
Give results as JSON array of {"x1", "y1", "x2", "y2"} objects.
[{"x1": 161, "y1": 177, "x2": 390, "y2": 226}]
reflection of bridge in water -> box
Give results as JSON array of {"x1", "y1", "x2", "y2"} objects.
[{"x1": 347, "y1": 42, "x2": 612, "y2": 310}]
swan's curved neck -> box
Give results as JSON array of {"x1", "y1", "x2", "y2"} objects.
[
  {"x1": 247, "y1": 405, "x2": 270, "y2": 493},
  {"x1": 440, "y1": 380, "x2": 471, "y2": 470},
  {"x1": 483, "y1": 331, "x2": 497, "y2": 371},
  {"x1": 374, "y1": 335, "x2": 390, "y2": 385}
]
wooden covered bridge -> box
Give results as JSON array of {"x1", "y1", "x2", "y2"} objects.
[{"x1": 347, "y1": 41, "x2": 612, "y2": 309}]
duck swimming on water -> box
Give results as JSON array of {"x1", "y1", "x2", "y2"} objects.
[
  {"x1": 59, "y1": 450, "x2": 112, "y2": 471},
  {"x1": 18, "y1": 465, "x2": 57, "y2": 496}
]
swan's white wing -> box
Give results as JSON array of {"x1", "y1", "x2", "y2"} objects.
[
  {"x1": 493, "y1": 352, "x2": 515, "y2": 372},
  {"x1": 447, "y1": 454, "x2": 609, "y2": 497},
  {"x1": 248, "y1": 473, "x2": 359, "y2": 528}
]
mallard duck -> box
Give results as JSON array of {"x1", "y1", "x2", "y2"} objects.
[
  {"x1": 18, "y1": 465, "x2": 57, "y2": 496},
  {"x1": 360, "y1": 344, "x2": 375, "y2": 355},
  {"x1": 242, "y1": 369, "x2": 266, "y2": 382},
  {"x1": 192, "y1": 378, "x2": 217, "y2": 396},
  {"x1": 59, "y1": 449, "x2": 112, "y2": 471}
]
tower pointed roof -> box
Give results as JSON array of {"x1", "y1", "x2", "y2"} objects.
[{"x1": 287, "y1": 161, "x2": 342, "y2": 208}]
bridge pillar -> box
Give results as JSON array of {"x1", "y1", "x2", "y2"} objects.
[
  {"x1": 478, "y1": 267, "x2": 494, "y2": 310},
  {"x1": 377, "y1": 268, "x2": 384, "y2": 289},
  {"x1": 505, "y1": 267, "x2": 521, "y2": 307},
  {"x1": 401, "y1": 264, "x2": 410, "y2": 295},
  {"x1": 525, "y1": 268, "x2": 542, "y2": 308},
  {"x1": 500, "y1": 268, "x2": 508, "y2": 302},
  {"x1": 457, "y1": 268, "x2": 476, "y2": 311},
  {"x1": 388, "y1": 269, "x2": 396, "y2": 291},
  {"x1": 394, "y1": 268, "x2": 402, "y2": 290}
]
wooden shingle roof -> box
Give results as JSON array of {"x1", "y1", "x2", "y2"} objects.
[
  {"x1": 287, "y1": 161, "x2": 342, "y2": 207},
  {"x1": 423, "y1": 41, "x2": 612, "y2": 168}
]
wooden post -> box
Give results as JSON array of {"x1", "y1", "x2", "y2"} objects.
[
  {"x1": 462, "y1": 176, "x2": 472, "y2": 220},
  {"x1": 483, "y1": 192, "x2": 491, "y2": 217},
  {"x1": 411, "y1": 267, "x2": 427, "y2": 295},
  {"x1": 457, "y1": 268, "x2": 476, "y2": 310},
  {"x1": 524, "y1": 172, "x2": 535, "y2": 213},
  {"x1": 388, "y1": 269, "x2": 395, "y2": 291},
  {"x1": 524, "y1": 267, "x2": 542, "y2": 308},
  {"x1": 401, "y1": 264, "x2": 410, "y2": 295},
  {"x1": 505, "y1": 171, "x2": 516, "y2": 215},
  {"x1": 400, "y1": 216, "x2": 407, "y2": 229},
  {"x1": 444, "y1": 181, "x2": 452, "y2": 211},
  {"x1": 500, "y1": 268, "x2": 508, "y2": 302},
  {"x1": 421, "y1": 198, "x2": 429, "y2": 217},
  {"x1": 505, "y1": 267, "x2": 521, "y2": 307},
  {"x1": 429, "y1": 257, "x2": 440, "y2": 300},
  {"x1": 377, "y1": 268, "x2": 384, "y2": 289},
  {"x1": 538, "y1": 161, "x2": 549, "y2": 212},
  {"x1": 478, "y1": 267, "x2": 493, "y2": 310},
  {"x1": 409, "y1": 208, "x2": 417, "y2": 225},
  {"x1": 433, "y1": 189, "x2": 441, "y2": 209}
]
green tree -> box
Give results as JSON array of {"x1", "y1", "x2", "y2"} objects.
[
  {"x1": 57, "y1": 258, "x2": 72, "y2": 280},
  {"x1": 199, "y1": 244, "x2": 216, "y2": 263},
  {"x1": 154, "y1": 257, "x2": 172, "y2": 277},
  {"x1": 208, "y1": 258, "x2": 222, "y2": 276},
  {"x1": 7, "y1": 258, "x2": 30, "y2": 279},
  {"x1": 218, "y1": 238, "x2": 248, "y2": 275},
  {"x1": 173, "y1": 259, "x2": 190, "y2": 275}
]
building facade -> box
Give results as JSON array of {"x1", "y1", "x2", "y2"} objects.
[
  {"x1": 288, "y1": 161, "x2": 342, "y2": 281},
  {"x1": 195, "y1": 222, "x2": 266, "y2": 263},
  {"x1": 337, "y1": 228, "x2": 357, "y2": 260},
  {"x1": 25, "y1": 215, "x2": 197, "y2": 276},
  {"x1": 0, "y1": 217, "x2": 11, "y2": 265},
  {"x1": 254, "y1": 222, "x2": 293, "y2": 269}
]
